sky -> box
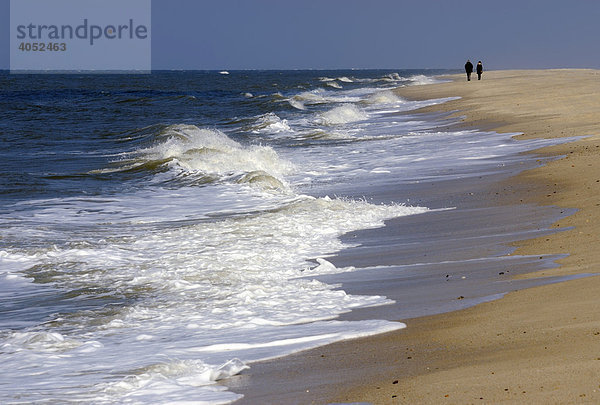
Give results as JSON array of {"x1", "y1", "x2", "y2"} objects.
[{"x1": 2, "y1": 0, "x2": 600, "y2": 70}]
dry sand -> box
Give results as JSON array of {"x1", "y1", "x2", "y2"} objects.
[{"x1": 228, "y1": 70, "x2": 600, "y2": 404}]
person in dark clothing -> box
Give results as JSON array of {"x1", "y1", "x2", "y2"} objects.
[
  {"x1": 476, "y1": 61, "x2": 483, "y2": 80},
  {"x1": 465, "y1": 60, "x2": 473, "y2": 81}
]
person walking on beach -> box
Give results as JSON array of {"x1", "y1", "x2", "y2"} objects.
[
  {"x1": 476, "y1": 61, "x2": 483, "y2": 80},
  {"x1": 465, "y1": 59, "x2": 473, "y2": 81}
]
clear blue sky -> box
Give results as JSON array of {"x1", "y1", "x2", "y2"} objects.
[{"x1": 2, "y1": 0, "x2": 600, "y2": 70}]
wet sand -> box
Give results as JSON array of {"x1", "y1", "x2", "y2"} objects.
[{"x1": 226, "y1": 70, "x2": 600, "y2": 404}]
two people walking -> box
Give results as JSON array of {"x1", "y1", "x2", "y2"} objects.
[{"x1": 464, "y1": 60, "x2": 483, "y2": 81}]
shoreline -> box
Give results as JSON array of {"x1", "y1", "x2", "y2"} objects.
[
  {"x1": 225, "y1": 69, "x2": 600, "y2": 403},
  {"x1": 336, "y1": 69, "x2": 600, "y2": 403}
]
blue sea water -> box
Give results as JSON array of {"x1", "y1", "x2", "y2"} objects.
[{"x1": 0, "y1": 70, "x2": 570, "y2": 403}]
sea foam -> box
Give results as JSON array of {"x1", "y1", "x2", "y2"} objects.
[{"x1": 0, "y1": 194, "x2": 424, "y2": 403}]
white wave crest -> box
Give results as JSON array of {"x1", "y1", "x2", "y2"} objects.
[
  {"x1": 319, "y1": 104, "x2": 367, "y2": 125},
  {"x1": 122, "y1": 125, "x2": 295, "y2": 186},
  {"x1": 250, "y1": 112, "x2": 292, "y2": 134},
  {"x1": 366, "y1": 90, "x2": 404, "y2": 104}
]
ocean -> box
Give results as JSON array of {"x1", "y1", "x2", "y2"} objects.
[{"x1": 0, "y1": 70, "x2": 574, "y2": 403}]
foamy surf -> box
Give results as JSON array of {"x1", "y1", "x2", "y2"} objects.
[
  {"x1": 7, "y1": 69, "x2": 535, "y2": 404},
  {"x1": 0, "y1": 194, "x2": 424, "y2": 403}
]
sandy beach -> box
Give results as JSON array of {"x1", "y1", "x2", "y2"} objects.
[{"x1": 226, "y1": 69, "x2": 600, "y2": 404}]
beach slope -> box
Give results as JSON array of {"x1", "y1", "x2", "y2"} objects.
[{"x1": 330, "y1": 69, "x2": 600, "y2": 404}]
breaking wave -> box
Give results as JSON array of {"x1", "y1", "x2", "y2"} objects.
[
  {"x1": 249, "y1": 112, "x2": 293, "y2": 134},
  {"x1": 93, "y1": 124, "x2": 295, "y2": 190},
  {"x1": 365, "y1": 90, "x2": 404, "y2": 104},
  {"x1": 318, "y1": 104, "x2": 368, "y2": 125}
]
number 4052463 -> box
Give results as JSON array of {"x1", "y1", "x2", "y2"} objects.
[{"x1": 18, "y1": 42, "x2": 67, "y2": 51}]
